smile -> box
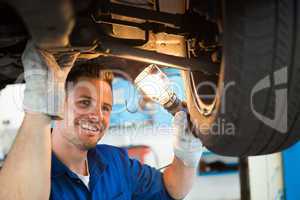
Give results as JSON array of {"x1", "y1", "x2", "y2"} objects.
[{"x1": 79, "y1": 121, "x2": 101, "y2": 133}]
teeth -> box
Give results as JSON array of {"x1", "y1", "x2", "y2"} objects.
[{"x1": 80, "y1": 122, "x2": 99, "y2": 132}]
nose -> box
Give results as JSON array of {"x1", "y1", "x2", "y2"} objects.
[
  {"x1": 88, "y1": 114, "x2": 99, "y2": 122},
  {"x1": 88, "y1": 108, "x2": 103, "y2": 123}
]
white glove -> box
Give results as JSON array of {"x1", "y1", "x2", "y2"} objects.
[
  {"x1": 173, "y1": 111, "x2": 203, "y2": 168},
  {"x1": 22, "y1": 41, "x2": 79, "y2": 119}
]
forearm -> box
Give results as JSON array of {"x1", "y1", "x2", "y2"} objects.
[
  {"x1": 163, "y1": 157, "x2": 196, "y2": 199},
  {"x1": 0, "y1": 113, "x2": 52, "y2": 200}
]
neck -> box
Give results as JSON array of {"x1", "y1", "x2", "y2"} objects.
[{"x1": 52, "y1": 124, "x2": 89, "y2": 176}]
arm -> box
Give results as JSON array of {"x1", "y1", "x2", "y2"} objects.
[
  {"x1": 163, "y1": 111, "x2": 203, "y2": 199},
  {"x1": 0, "y1": 113, "x2": 51, "y2": 200},
  {"x1": 0, "y1": 42, "x2": 78, "y2": 200},
  {"x1": 163, "y1": 157, "x2": 196, "y2": 199}
]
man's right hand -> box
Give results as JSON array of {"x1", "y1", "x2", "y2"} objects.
[{"x1": 22, "y1": 41, "x2": 79, "y2": 119}]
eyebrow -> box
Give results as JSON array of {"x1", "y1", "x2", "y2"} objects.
[
  {"x1": 78, "y1": 95, "x2": 93, "y2": 100},
  {"x1": 79, "y1": 96, "x2": 112, "y2": 108}
]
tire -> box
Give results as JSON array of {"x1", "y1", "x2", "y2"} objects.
[{"x1": 183, "y1": 0, "x2": 300, "y2": 156}]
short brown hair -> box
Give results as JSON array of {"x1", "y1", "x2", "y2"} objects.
[{"x1": 65, "y1": 61, "x2": 114, "y2": 91}]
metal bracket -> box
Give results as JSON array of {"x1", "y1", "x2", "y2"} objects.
[
  {"x1": 96, "y1": 37, "x2": 219, "y2": 75},
  {"x1": 93, "y1": 1, "x2": 214, "y2": 36}
]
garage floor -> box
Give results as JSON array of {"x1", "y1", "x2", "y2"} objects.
[{"x1": 186, "y1": 173, "x2": 240, "y2": 200}]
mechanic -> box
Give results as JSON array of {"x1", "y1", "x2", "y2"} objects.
[{"x1": 0, "y1": 41, "x2": 203, "y2": 200}]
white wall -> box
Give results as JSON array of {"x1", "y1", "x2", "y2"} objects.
[
  {"x1": 248, "y1": 153, "x2": 284, "y2": 200},
  {"x1": 0, "y1": 84, "x2": 25, "y2": 162}
]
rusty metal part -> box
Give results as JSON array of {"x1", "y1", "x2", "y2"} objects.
[{"x1": 4, "y1": 0, "x2": 75, "y2": 48}]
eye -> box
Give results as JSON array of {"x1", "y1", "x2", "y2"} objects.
[
  {"x1": 102, "y1": 105, "x2": 112, "y2": 113},
  {"x1": 77, "y1": 99, "x2": 91, "y2": 108}
]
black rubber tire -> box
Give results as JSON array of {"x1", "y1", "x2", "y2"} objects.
[{"x1": 183, "y1": 0, "x2": 300, "y2": 156}]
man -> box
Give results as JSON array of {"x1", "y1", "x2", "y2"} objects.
[{"x1": 0, "y1": 42, "x2": 203, "y2": 200}]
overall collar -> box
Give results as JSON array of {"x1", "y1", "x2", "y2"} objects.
[{"x1": 51, "y1": 147, "x2": 108, "y2": 179}]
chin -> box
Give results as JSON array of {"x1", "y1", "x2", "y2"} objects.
[
  {"x1": 80, "y1": 134, "x2": 103, "y2": 150},
  {"x1": 82, "y1": 143, "x2": 98, "y2": 150}
]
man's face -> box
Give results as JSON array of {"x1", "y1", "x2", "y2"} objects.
[{"x1": 61, "y1": 77, "x2": 113, "y2": 150}]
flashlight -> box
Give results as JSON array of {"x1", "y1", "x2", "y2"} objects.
[{"x1": 134, "y1": 64, "x2": 185, "y2": 116}]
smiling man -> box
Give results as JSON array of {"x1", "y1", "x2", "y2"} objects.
[{"x1": 0, "y1": 42, "x2": 203, "y2": 200}]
